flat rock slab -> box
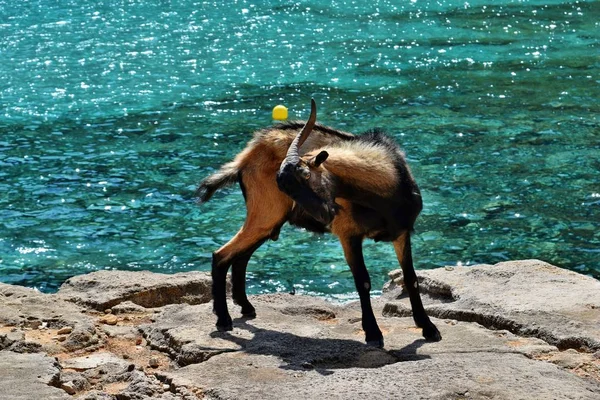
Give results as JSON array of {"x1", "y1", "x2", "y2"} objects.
[
  {"x1": 385, "y1": 260, "x2": 600, "y2": 351},
  {"x1": 164, "y1": 352, "x2": 599, "y2": 400},
  {"x1": 153, "y1": 295, "x2": 600, "y2": 400},
  {"x1": 0, "y1": 350, "x2": 71, "y2": 400},
  {"x1": 61, "y1": 352, "x2": 131, "y2": 371},
  {"x1": 57, "y1": 270, "x2": 214, "y2": 310},
  {"x1": 141, "y1": 294, "x2": 353, "y2": 367}
]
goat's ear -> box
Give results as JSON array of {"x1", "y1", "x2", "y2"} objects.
[{"x1": 312, "y1": 151, "x2": 329, "y2": 167}]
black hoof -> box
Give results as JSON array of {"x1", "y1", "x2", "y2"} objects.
[
  {"x1": 216, "y1": 315, "x2": 233, "y2": 332},
  {"x1": 366, "y1": 338, "x2": 384, "y2": 348},
  {"x1": 216, "y1": 323, "x2": 233, "y2": 332},
  {"x1": 240, "y1": 304, "x2": 256, "y2": 318},
  {"x1": 423, "y1": 324, "x2": 442, "y2": 342}
]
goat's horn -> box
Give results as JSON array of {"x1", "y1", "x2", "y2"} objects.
[{"x1": 282, "y1": 98, "x2": 317, "y2": 164}]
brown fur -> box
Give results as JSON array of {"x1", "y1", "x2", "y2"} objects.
[
  {"x1": 197, "y1": 123, "x2": 354, "y2": 203},
  {"x1": 304, "y1": 142, "x2": 399, "y2": 198},
  {"x1": 197, "y1": 123, "x2": 355, "y2": 262}
]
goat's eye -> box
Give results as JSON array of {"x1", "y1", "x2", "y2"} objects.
[{"x1": 301, "y1": 170, "x2": 311, "y2": 180}]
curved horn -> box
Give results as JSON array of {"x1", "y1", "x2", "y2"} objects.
[{"x1": 282, "y1": 98, "x2": 317, "y2": 165}]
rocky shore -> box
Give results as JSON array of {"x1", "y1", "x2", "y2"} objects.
[{"x1": 1, "y1": 259, "x2": 599, "y2": 399}]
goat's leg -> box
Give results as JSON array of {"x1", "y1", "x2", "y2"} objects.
[
  {"x1": 212, "y1": 231, "x2": 271, "y2": 331},
  {"x1": 230, "y1": 238, "x2": 268, "y2": 318},
  {"x1": 393, "y1": 232, "x2": 441, "y2": 341},
  {"x1": 340, "y1": 236, "x2": 384, "y2": 348},
  {"x1": 212, "y1": 250, "x2": 233, "y2": 331},
  {"x1": 231, "y1": 253, "x2": 254, "y2": 317},
  {"x1": 212, "y1": 169, "x2": 291, "y2": 331}
]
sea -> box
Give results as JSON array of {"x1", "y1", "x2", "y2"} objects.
[{"x1": 1, "y1": 0, "x2": 598, "y2": 298}]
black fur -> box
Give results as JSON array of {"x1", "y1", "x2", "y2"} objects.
[{"x1": 269, "y1": 121, "x2": 355, "y2": 140}]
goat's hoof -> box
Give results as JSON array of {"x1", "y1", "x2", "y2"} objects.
[
  {"x1": 423, "y1": 324, "x2": 442, "y2": 342},
  {"x1": 216, "y1": 323, "x2": 233, "y2": 332},
  {"x1": 366, "y1": 338, "x2": 384, "y2": 348},
  {"x1": 240, "y1": 304, "x2": 256, "y2": 318},
  {"x1": 216, "y1": 316, "x2": 233, "y2": 332}
]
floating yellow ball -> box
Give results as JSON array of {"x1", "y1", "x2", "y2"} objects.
[{"x1": 272, "y1": 104, "x2": 288, "y2": 121}]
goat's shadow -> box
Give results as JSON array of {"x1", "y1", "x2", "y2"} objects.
[{"x1": 210, "y1": 318, "x2": 431, "y2": 375}]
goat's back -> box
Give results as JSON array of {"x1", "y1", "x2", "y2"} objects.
[{"x1": 237, "y1": 122, "x2": 355, "y2": 170}]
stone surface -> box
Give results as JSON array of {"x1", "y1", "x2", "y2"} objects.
[
  {"x1": 0, "y1": 282, "x2": 98, "y2": 352},
  {"x1": 0, "y1": 351, "x2": 70, "y2": 399},
  {"x1": 57, "y1": 270, "x2": 215, "y2": 311},
  {"x1": 154, "y1": 293, "x2": 599, "y2": 400},
  {"x1": 164, "y1": 352, "x2": 598, "y2": 400},
  {"x1": 0, "y1": 261, "x2": 598, "y2": 399},
  {"x1": 61, "y1": 352, "x2": 132, "y2": 371},
  {"x1": 384, "y1": 259, "x2": 600, "y2": 351}
]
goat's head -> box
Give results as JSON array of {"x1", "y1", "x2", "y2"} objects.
[{"x1": 277, "y1": 99, "x2": 338, "y2": 225}]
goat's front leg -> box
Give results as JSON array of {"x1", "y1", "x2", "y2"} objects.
[
  {"x1": 393, "y1": 232, "x2": 441, "y2": 341},
  {"x1": 340, "y1": 236, "x2": 384, "y2": 348}
]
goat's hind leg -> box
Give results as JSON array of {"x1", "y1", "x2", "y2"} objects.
[
  {"x1": 212, "y1": 228, "x2": 272, "y2": 331},
  {"x1": 392, "y1": 232, "x2": 441, "y2": 341},
  {"x1": 230, "y1": 244, "x2": 265, "y2": 318},
  {"x1": 231, "y1": 223, "x2": 284, "y2": 318},
  {"x1": 212, "y1": 171, "x2": 291, "y2": 331}
]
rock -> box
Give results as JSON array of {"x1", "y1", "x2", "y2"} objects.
[
  {"x1": 63, "y1": 325, "x2": 99, "y2": 351},
  {"x1": 280, "y1": 305, "x2": 336, "y2": 320},
  {"x1": 385, "y1": 260, "x2": 600, "y2": 351},
  {"x1": 1, "y1": 261, "x2": 599, "y2": 399},
  {"x1": 0, "y1": 329, "x2": 25, "y2": 350},
  {"x1": 61, "y1": 352, "x2": 131, "y2": 371},
  {"x1": 549, "y1": 348, "x2": 592, "y2": 369},
  {"x1": 60, "y1": 371, "x2": 90, "y2": 394},
  {"x1": 119, "y1": 370, "x2": 169, "y2": 398},
  {"x1": 60, "y1": 381, "x2": 77, "y2": 395},
  {"x1": 57, "y1": 270, "x2": 215, "y2": 311},
  {"x1": 381, "y1": 302, "x2": 412, "y2": 318},
  {"x1": 111, "y1": 301, "x2": 147, "y2": 314},
  {"x1": 101, "y1": 324, "x2": 138, "y2": 339},
  {"x1": 148, "y1": 356, "x2": 160, "y2": 368},
  {"x1": 0, "y1": 283, "x2": 42, "y2": 299},
  {"x1": 100, "y1": 315, "x2": 118, "y2": 325},
  {"x1": 388, "y1": 269, "x2": 402, "y2": 280},
  {"x1": 57, "y1": 326, "x2": 72, "y2": 335},
  {"x1": 0, "y1": 351, "x2": 70, "y2": 399},
  {"x1": 163, "y1": 351, "x2": 600, "y2": 400},
  {"x1": 76, "y1": 390, "x2": 115, "y2": 400},
  {"x1": 0, "y1": 282, "x2": 98, "y2": 353}
]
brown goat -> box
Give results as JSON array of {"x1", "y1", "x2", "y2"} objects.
[{"x1": 197, "y1": 99, "x2": 441, "y2": 347}]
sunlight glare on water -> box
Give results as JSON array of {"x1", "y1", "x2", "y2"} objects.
[{"x1": 0, "y1": 0, "x2": 598, "y2": 296}]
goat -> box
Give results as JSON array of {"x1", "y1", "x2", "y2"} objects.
[{"x1": 197, "y1": 99, "x2": 441, "y2": 347}]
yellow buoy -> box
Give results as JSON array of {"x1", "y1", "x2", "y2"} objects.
[{"x1": 272, "y1": 104, "x2": 288, "y2": 121}]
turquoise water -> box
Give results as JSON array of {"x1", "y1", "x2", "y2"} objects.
[{"x1": 1, "y1": 0, "x2": 598, "y2": 297}]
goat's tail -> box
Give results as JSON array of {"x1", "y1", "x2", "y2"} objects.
[{"x1": 196, "y1": 161, "x2": 240, "y2": 203}]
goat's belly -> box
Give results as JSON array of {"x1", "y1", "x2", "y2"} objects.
[
  {"x1": 288, "y1": 207, "x2": 331, "y2": 234},
  {"x1": 366, "y1": 230, "x2": 394, "y2": 242}
]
